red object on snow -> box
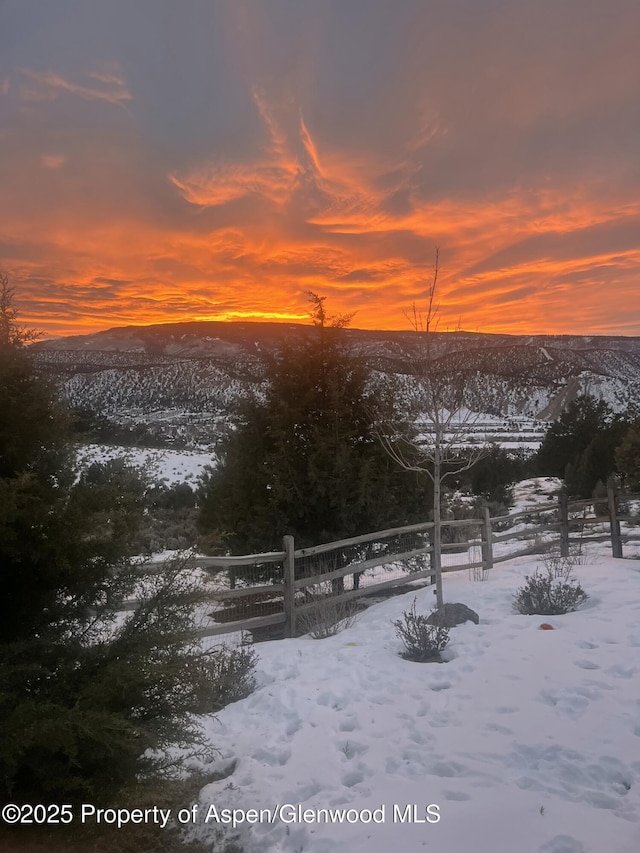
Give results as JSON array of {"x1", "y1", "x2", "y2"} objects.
[{"x1": 539, "y1": 623, "x2": 554, "y2": 630}]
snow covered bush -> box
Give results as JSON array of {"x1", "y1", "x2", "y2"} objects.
[
  {"x1": 514, "y1": 564, "x2": 588, "y2": 615},
  {"x1": 393, "y1": 598, "x2": 449, "y2": 662}
]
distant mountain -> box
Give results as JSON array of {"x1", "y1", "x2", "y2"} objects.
[{"x1": 32, "y1": 321, "x2": 640, "y2": 445}]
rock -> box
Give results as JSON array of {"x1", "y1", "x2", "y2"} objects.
[{"x1": 426, "y1": 602, "x2": 479, "y2": 628}]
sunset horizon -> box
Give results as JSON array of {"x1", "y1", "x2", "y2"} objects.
[
  {"x1": 29, "y1": 313, "x2": 640, "y2": 345},
  {"x1": 2, "y1": 0, "x2": 640, "y2": 340}
]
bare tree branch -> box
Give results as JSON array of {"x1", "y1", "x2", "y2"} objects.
[{"x1": 375, "y1": 249, "x2": 488, "y2": 606}]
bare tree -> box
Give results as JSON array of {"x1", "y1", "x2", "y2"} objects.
[{"x1": 376, "y1": 250, "x2": 487, "y2": 607}]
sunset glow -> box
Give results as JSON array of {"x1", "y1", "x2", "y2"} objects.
[{"x1": 1, "y1": 1, "x2": 639, "y2": 338}]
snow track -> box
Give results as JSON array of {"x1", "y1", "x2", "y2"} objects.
[{"x1": 194, "y1": 547, "x2": 640, "y2": 852}]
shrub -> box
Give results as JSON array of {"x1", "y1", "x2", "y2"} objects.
[
  {"x1": 514, "y1": 564, "x2": 588, "y2": 615},
  {"x1": 393, "y1": 598, "x2": 449, "y2": 661},
  {"x1": 296, "y1": 585, "x2": 359, "y2": 639},
  {"x1": 207, "y1": 640, "x2": 258, "y2": 710},
  {"x1": 541, "y1": 549, "x2": 583, "y2": 578}
]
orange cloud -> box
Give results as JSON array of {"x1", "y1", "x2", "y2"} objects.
[
  {"x1": 3, "y1": 73, "x2": 640, "y2": 339},
  {"x1": 41, "y1": 154, "x2": 66, "y2": 169}
]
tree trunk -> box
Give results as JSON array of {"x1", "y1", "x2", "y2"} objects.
[{"x1": 433, "y1": 441, "x2": 443, "y2": 607}]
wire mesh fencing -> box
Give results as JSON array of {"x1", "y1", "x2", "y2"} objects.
[{"x1": 136, "y1": 488, "x2": 640, "y2": 642}]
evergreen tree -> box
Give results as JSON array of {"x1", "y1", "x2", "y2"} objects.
[
  {"x1": 0, "y1": 277, "x2": 227, "y2": 802},
  {"x1": 536, "y1": 396, "x2": 613, "y2": 479},
  {"x1": 535, "y1": 395, "x2": 629, "y2": 498},
  {"x1": 198, "y1": 294, "x2": 426, "y2": 561},
  {"x1": 615, "y1": 423, "x2": 640, "y2": 491},
  {"x1": 565, "y1": 420, "x2": 628, "y2": 498},
  {"x1": 466, "y1": 444, "x2": 532, "y2": 506}
]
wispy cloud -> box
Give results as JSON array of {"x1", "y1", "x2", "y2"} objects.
[
  {"x1": 18, "y1": 67, "x2": 131, "y2": 107},
  {"x1": 2, "y1": 0, "x2": 639, "y2": 337}
]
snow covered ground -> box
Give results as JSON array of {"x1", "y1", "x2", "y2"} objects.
[
  {"x1": 193, "y1": 545, "x2": 640, "y2": 853},
  {"x1": 76, "y1": 443, "x2": 215, "y2": 485}
]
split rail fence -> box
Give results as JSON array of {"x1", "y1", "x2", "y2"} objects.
[{"x1": 145, "y1": 484, "x2": 640, "y2": 642}]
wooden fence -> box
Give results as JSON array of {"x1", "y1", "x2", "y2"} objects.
[{"x1": 144, "y1": 485, "x2": 640, "y2": 642}]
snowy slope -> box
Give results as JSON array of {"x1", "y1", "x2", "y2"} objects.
[
  {"x1": 34, "y1": 325, "x2": 640, "y2": 444},
  {"x1": 193, "y1": 546, "x2": 640, "y2": 853},
  {"x1": 76, "y1": 443, "x2": 214, "y2": 485}
]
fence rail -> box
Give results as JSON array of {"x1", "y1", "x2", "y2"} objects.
[{"x1": 142, "y1": 485, "x2": 640, "y2": 641}]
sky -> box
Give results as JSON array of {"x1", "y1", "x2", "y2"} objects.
[{"x1": 1, "y1": 0, "x2": 640, "y2": 339}]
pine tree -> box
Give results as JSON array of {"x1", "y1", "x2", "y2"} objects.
[
  {"x1": 198, "y1": 294, "x2": 426, "y2": 563},
  {"x1": 536, "y1": 395, "x2": 627, "y2": 497},
  {"x1": 0, "y1": 276, "x2": 230, "y2": 802},
  {"x1": 536, "y1": 396, "x2": 612, "y2": 479},
  {"x1": 615, "y1": 424, "x2": 640, "y2": 491}
]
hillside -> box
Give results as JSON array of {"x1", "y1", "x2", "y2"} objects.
[{"x1": 32, "y1": 322, "x2": 640, "y2": 445}]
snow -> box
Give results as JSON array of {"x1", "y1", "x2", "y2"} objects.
[
  {"x1": 75, "y1": 443, "x2": 214, "y2": 485},
  {"x1": 192, "y1": 545, "x2": 640, "y2": 853},
  {"x1": 510, "y1": 477, "x2": 563, "y2": 513}
]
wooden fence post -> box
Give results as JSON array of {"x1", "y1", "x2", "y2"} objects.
[
  {"x1": 481, "y1": 501, "x2": 493, "y2": 572},
  {"x1": 559, "y1": 488, "x2": 569, "y2": 558},
  {"x1": 607, "y1": 479, "x2": 623, "y2": 559},
  {"x1": 283, "y1": 535, "x2": 296, "y2": 637}
]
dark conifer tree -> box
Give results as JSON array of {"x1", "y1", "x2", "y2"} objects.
[
  {"x1": 198, "y1": 294, "x2": 426, "y2": 558},
  {"x1": 535, "y1": 395, "x2": 628, "y2": 498},
  {"x1": 0, "y1": 276, "x2": 229, "y2": 803}
]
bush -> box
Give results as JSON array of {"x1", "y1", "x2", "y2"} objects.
[
  {"x1": 296, "y1": 585, "x2": 359, "y2": 639},
  {"x1": 0, "y1": 561, "x2": 254, "y2": 802},
  {"x1": 514, "y1": 564, "x2": 588, "y2": 615},
  {"x1": 541, "y1": 549, "x2": 583, "y2": 578},
  {"x1": 207, "y1": 640, "x2": 258, "y2": 710},
  {"x1": 393, "y1": 598, "x2": 449, "y2": 661}
]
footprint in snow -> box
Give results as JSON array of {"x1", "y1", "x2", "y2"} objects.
[
  {"x1": 485, "y1": 723, "x2": 513, "y2": 735},
  {"x1": 283, "y1": 781, "x2": 323, "y2": 803},
  {"x1": 316, "y1": 691, "x2": 345, "y2": 710},
  {"x1": 428, "y1": 760, "x2": 468, "y2": 778},
  {"x1": 538, "y1": 690, "x2": 590, "y2": 719},
  {"x1": 539, "y1": 835, "x2": 585, "y2": 853},
  {"x1": 428, "y1": 711, "x2": 459, "y2": 727},
  {"x1": 574, "y1": 659, "x2": 600, "y2": 670},
  {"x1": 408, "y1": 730, "x2": 427, "y2": 745},
  {"x1": 339, "y1": 715, "x2": 359, "y2": 732},
  {"x1": 253, "y1": 746, "x2": 291, "y2": 767},
  {"x1": 285, "y1": 717, "x2": 301, "y2": 736},
  {"x1": 442, "y1": 790, "x2": 471, "y2": 801},
  {"x1": 342, "y1": 769, "x2": 365, "y2": 788}
]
